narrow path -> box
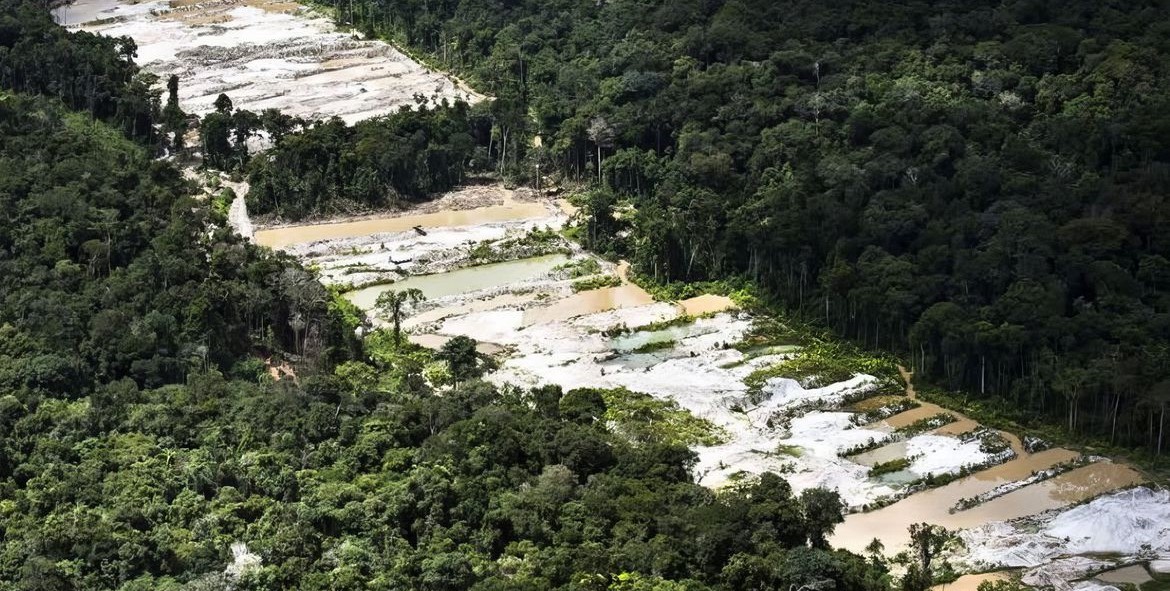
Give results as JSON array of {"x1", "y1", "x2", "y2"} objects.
[
  {"x1": 227, "y1": 184, "x2": 254, "y2": 242},
  {"x1": 897, "y1": 365, "x2": 1024, "y2": 456},
  {"x1": 616, "y1": 260, "x2": 633, "y2": 284},
  {"x1": 898, "y1": 364, "x2": 917, "y2": 399}
]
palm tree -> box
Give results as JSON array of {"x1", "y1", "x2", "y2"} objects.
[{"x1": 375, "y1": 288, "x2": 426, "y2": 346}]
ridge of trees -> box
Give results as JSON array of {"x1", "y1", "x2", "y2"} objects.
[
  {"x1": 318, "y1": 0, "x2": 1170, "y2": 454},
  {"x1": 245, "y1": 99, "x2": 479, "y2": 220},
  {"x1": 191, "y1": 91, "x2": 481, "y2": 220},
  {"x1": 0, "y1": 94, "x2": 886, "y2": 590},
  {"x1": 0, "y1": 3, "x2": 894, "y2": 589},
  {"x1": 0, "y1": 92, "x2": 356, "y2": 391}
]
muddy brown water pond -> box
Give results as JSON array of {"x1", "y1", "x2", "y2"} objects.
[
  {"x1": 876, "y1": 396, "x2": 1024, "y2": 455},
  {"x1": 851, "y1": 440, "x2": 910, "y2": 467},
  {"x1": 255, "y1": 201, "x2": 551, "y2": 249},
  {"x1": 832, "y1": 453, "x2": 1141, "y2": 553},
  {"x1": 934, "y1": 418, "x2": 981, "y2": 436},
  {"x1": 677, "y1": 294, "x2": 737, "y2": 316},
  {"x1": 882, "y1": 403, "x2": 958, "y2": 429},
  {"x1": 833, "y1": 367, "x2": 1144, "y2": 554},
  {"x1": 517, "y1": 259, "x2": 662, "y2": 325}
]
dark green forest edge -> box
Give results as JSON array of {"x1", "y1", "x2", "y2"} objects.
[
  {"x1": 307, "y1": 0, "x2": 1170, "y2": 455},
  {"x1": 0, "y1": 0, "x2": 1168, "y2": 588},
  {"x1": 4, "y1": 2, "x2": 909, "y2": 589}
]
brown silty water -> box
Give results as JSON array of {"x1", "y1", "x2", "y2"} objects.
[
  {"x1": 677, "y1": 294, "x2": 737, "y2": 316},
  {"x1": 831, "y1": 368, "x2": 1145, "y2": 554},
  {"x1": 1095, "y1": 564, "x2": 1154, "y2": 586},
  {"x1": 521, "y1": 285, "x2": 656, "y2": 325},
  {"x1": 850, "y1": 440, "x2": 910, "y2": 467},
  {"x1": 521, "y1": 261, "x2": 658, "y2": 325},
  {"x1": 882, "y1": 403, "x2": 955, "y2": 429},
  {"x1": 255, "y1": 200, "x2": 551, "y2": 249}
]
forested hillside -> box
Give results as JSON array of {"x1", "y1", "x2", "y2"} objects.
[
  {"x1": 323, "y1": 0, "x2": 1170, "y2": 452},
  {"x1": 0, "y1": 2, "x2": 893, "y2": 588},
  {"x1": 1, "y1": 98, "x2": 337, "y2": 382},
  {"x1": 0, "y1": 0, "x2": 160, "y2": 141},
  {"x1": 0, "y1": 95, "x2": 883, "y2": 591}
]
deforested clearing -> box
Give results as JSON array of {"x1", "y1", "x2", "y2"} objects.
[{"x1": 52, "y1": 0, "x2": 482, "y2": 123}]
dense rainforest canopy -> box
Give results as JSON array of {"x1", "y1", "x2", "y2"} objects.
[
  {"x1": 317, "y1": 0, "x2": 1170, "y2": 453},
  {"x1": 0, "y1": 1, "x2": 891, "y2": 589},
  {"x1": 245, "y1": 101, "x2": 480, "y2": 219},
  {"x1": 0, "y1": 0, "x2": 159, "y2": 141},
  {"x1": 0, "y1": 99, "x2": 882, "y2": 591},
  {"x1": 3, "y1": 0, "x2": 1169, "y2": 585}
]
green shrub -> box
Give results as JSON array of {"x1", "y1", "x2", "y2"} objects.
[
  {"x1": 896, "y1": 413, "x2": 956, "y2": 436},
  {"x1": 629, "y1": 339, "x2": 677, "y2": 354},
  {"x1": 869, "y1": 458, "x2": 911, "y2": 477},
  {"x1": 571, "y1": 275, "x2": 622, "y2": 292}
]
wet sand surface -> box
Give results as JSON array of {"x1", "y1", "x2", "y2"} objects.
[
  {"x1": 256, "y1": 200, "x2": 551, "y2": 249},
  {"x1": 832, "y1": 453, "x2": 1139, "y2": 553}
]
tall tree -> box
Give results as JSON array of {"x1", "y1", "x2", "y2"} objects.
[
  {"x1": 436, "y1": 335, "x2": 481, "y2": 386},
  {"x1": 375, "y1": 288, "x2": 426, "y2": 346}
]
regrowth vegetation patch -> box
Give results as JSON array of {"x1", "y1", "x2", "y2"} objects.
[
  {"x1": 628, "y1": 339, "x2": 679, "y2": 355},
  {"x1": 851, "y1": 397, "x2": 921, "y2": 425},
  {"x1": 896, "y1": 413, "x2": 959, "y2": 436},
  {"x1": 631, "y1": 273, "x2": 759, "y2": 309},
  {"x1": 554, "y1": 257, "x2": 603, "y2": 278},
  {"x1": 869, "y1": 458, "x2": 912, "y2": 478},
  {"x1": 571, "y1": 274, "x2": 623, "y2": 292},
  {"x1": 744, "y1": 338, "x2": 901, "y2": 392},
  {"x1": 469, "y1": 227, "x2": 570, "y2": 264},
  {"x1": 580, "y1": 387, "x2": 730, "y2": 447}
]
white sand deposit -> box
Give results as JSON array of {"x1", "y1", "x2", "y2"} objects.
[
  {"x1": 958, "y1": 487, "x2": 1170, "y2": 588},
  {"x1": 54, "y1": 0, "x2": 481, "y2": 123},
  {"x1": 904, "y1": 434, "x2": 996, "y2": 477}
]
